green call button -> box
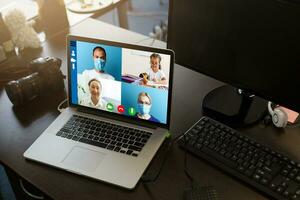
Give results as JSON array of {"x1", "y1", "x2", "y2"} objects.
[
  {"x1": 128, "y1": 107, "x2": 136, "y2": 116},
  {"x1": 106, "y1": 103, "x2": 114, "y2": 111}
]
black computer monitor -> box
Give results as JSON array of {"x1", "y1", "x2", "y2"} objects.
[{"x1": 167, "y1": 0, "x2": 300, "y2": 126}]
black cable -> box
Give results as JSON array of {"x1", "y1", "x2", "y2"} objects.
[
  {"x1": 183, "y1": 131, "x2": 195, "y2": 187},
  {"x1": 141, "y1": 138, "x2": 172, "y2": 183},
  {"x1": 141, "y1": 133, "x2": 184, "y2": 183}
]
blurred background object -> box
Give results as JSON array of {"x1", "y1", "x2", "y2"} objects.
[
  {"x1": 0, "y1": 13, "x2": 14, "y2": 53},
  {"x1": 0, "y1": 46, "x2": 6, "y2": 63},
  {"x1": 97, "y1": 0, "x2": 169, "y2": 41},
  {"x1": 66, "y1": 0, "x2": 113, "y2": 13},
  {"x1": 36, "y1": 0, "x2": 69, "y2": 36},
  {"x1": 4, "y1": 9, "x2": 41, "y2": 51}
]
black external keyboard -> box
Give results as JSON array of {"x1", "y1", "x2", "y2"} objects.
[
  {"x1": 56, "y1": 115, "x2": 152, "y2": 157},
  {"x1": 179, "y1": 116, "x2": 300, "y2": 200}
]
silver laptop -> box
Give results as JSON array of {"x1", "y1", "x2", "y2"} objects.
[{"x1": 24, "y1": 35, "x2": 174, "y2": 189}]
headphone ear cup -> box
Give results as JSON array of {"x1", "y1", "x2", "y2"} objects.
[{"x1": 272, "y1": 108, "x2": 288, "y2": 128}]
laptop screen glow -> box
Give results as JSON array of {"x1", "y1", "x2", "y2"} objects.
[{"x1": 69, "y1": 40, "x2": 172, "y2": 125}]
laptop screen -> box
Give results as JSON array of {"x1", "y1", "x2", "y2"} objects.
[{"x1": 69, "y1": 37, "x2": 173, "y2": 126}]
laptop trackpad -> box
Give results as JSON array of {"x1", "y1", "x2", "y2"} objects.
[{"x1": 62, "y1": 146, "x2": 106, "y2": 172}]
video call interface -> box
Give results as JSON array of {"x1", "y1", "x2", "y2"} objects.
[{"x1": 70, "y1": 40, "x2": 171, "y2": 125}]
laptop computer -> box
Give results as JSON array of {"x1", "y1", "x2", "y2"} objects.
[{"x1": 24, "y1": 35, "x2": 174, "y2": 189}]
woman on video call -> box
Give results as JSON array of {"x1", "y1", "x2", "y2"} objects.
[{"x1": 136, "y1": 92, "x2": 160, "y2": 123}]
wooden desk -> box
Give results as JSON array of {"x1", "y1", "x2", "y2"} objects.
[{"x1": 0, "y1": 18, "x2": 300, "y2": 200}]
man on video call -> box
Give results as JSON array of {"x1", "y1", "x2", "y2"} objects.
[{"x1": 81, "y1": 46, "x2": 115, "y2": 80}]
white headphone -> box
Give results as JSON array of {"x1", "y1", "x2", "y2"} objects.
[{"x1": 268, "y1": 101, "x2": 288, "y2": 128}]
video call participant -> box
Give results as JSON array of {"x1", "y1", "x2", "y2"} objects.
[
  {"x1": 136, "y1": 92, "x2": 160, "y2": 123},
  {"x1": 80, "y1": 78, "x2": 107, "y2": 109},
  {"x1": 143, "y1": 53, "x2": 167, "y2": 85},
  {"x1": 81, "y1": 46, "x2": 115, "y2": 80}
]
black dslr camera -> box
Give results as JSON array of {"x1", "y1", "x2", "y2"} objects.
[{"x1": 5, "y1": 57, "x2": 65, "y2": 106}]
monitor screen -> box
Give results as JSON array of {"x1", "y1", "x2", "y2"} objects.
[
  {"x1": 168, "y1": 0, "x2": 300, "y2": 112},
  {"x1": 69, "y1": 38, "x2": 172, "y2": 125}
]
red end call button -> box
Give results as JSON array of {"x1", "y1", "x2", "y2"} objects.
[{"x1": 117, "y1": 105, "x2": 125, "y2": 113}]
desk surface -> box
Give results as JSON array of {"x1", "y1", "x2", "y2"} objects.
[{"x1": 1, "y1": 18, "x2": 300, "y2": 200}]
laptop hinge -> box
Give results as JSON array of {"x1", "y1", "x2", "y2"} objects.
[{"x1": 76, "y1": 107, "x2": 157, "y2": 129}]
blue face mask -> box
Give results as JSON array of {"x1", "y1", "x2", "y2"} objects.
[
  {"x1": 94, "y1": 58, "x2": 106, "y2": 71},
  {"x1": 138, "y1": 103, "x2": 151, "y2": 115}
]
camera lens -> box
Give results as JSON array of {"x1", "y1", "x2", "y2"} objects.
[{"x1": 5, "y1": 72, "x2": 44, "y2": 106}]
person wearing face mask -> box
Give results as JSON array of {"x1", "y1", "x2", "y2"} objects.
[
  {"x1": 136, "y1": 92, "x2": 160, "y2": 123},
  {"x1": 82, "y1": 46, "x2": 115, "y2": 80},
  {"x1": 80, "y1": 78, "x2": 107, "y2": 109}
]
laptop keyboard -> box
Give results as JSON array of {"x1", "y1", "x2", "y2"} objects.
[{"x1": 56, "y1": 115, "x2": 152, "y2": 157}]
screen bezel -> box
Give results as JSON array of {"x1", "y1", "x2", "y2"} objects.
[
  {"x1": 67, "y1": 35, "x2": 174, "y2": 129},
  {"x1": 167, "y1": 0, "x2": 300, "y2": 112}
]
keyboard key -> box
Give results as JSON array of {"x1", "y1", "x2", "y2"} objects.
[
  {"x1": 114, "y1": 147, "x2": 121, "y2": 152},
  {"x1": 79, "y1": 138, "x2": 107, "y2": 149},
  {"x1": 128, "y1": 140, "x2": 134, "y2": 145},
  {"x1": 88, "y1": 135, "x2": 94, "y2": 140},
  {"x1": 107, "y1": 145, "x2": 115, "y2": 150},
  {"x1": 56, "y1": 131, "x2": 63, "y2": 136},
  {"x1": 134, "y1": 142, "x2": 144, "y2": 147},
  {"x1": 261, "y1": 178, "x2": 268, "y2": 185},
  {"x1": 61, "y1": 133, "x2": 67, "y2": 138},
  {"x1": 141, "y1": 134, "x2": 150, "y2": 139},
  {"x1": 126, "y1": 150, "x2": 133, "y2": 155},
  {"x1": 116, "y1": 142, "x2": 122, "y2": 146},
  {"x1": 72, "y1": 136, "x2": 79, "y2": 141},
  {"x1": 129, "y1": 136, "x2": 136, "y2": 140},
  {"x1": 128, "y1": 145, "x2": 142, "y2": 152},
  {"x1": 122, "y1": 139, "x2": 129, "y2": 144},
  {"x1": 75, "y1": 131, "x2": 83, "y2": 137},
  {"x1": 67, "y1": 135, "x2": 73, "y2": 139},
  {"x1": 141, "y1": 139, "x2": 147, "y2": 144},
  {"x1": 276, "y1": 187, "x2": 283, "y2": 194}
]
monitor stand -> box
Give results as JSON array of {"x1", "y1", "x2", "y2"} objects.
[{"x1": 202, "y1": 85, "x2": 268, "y2": 127}]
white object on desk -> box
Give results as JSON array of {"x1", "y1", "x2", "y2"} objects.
[{"x1": 66, "y1": 0, "x2": 113, "y2": 13}]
